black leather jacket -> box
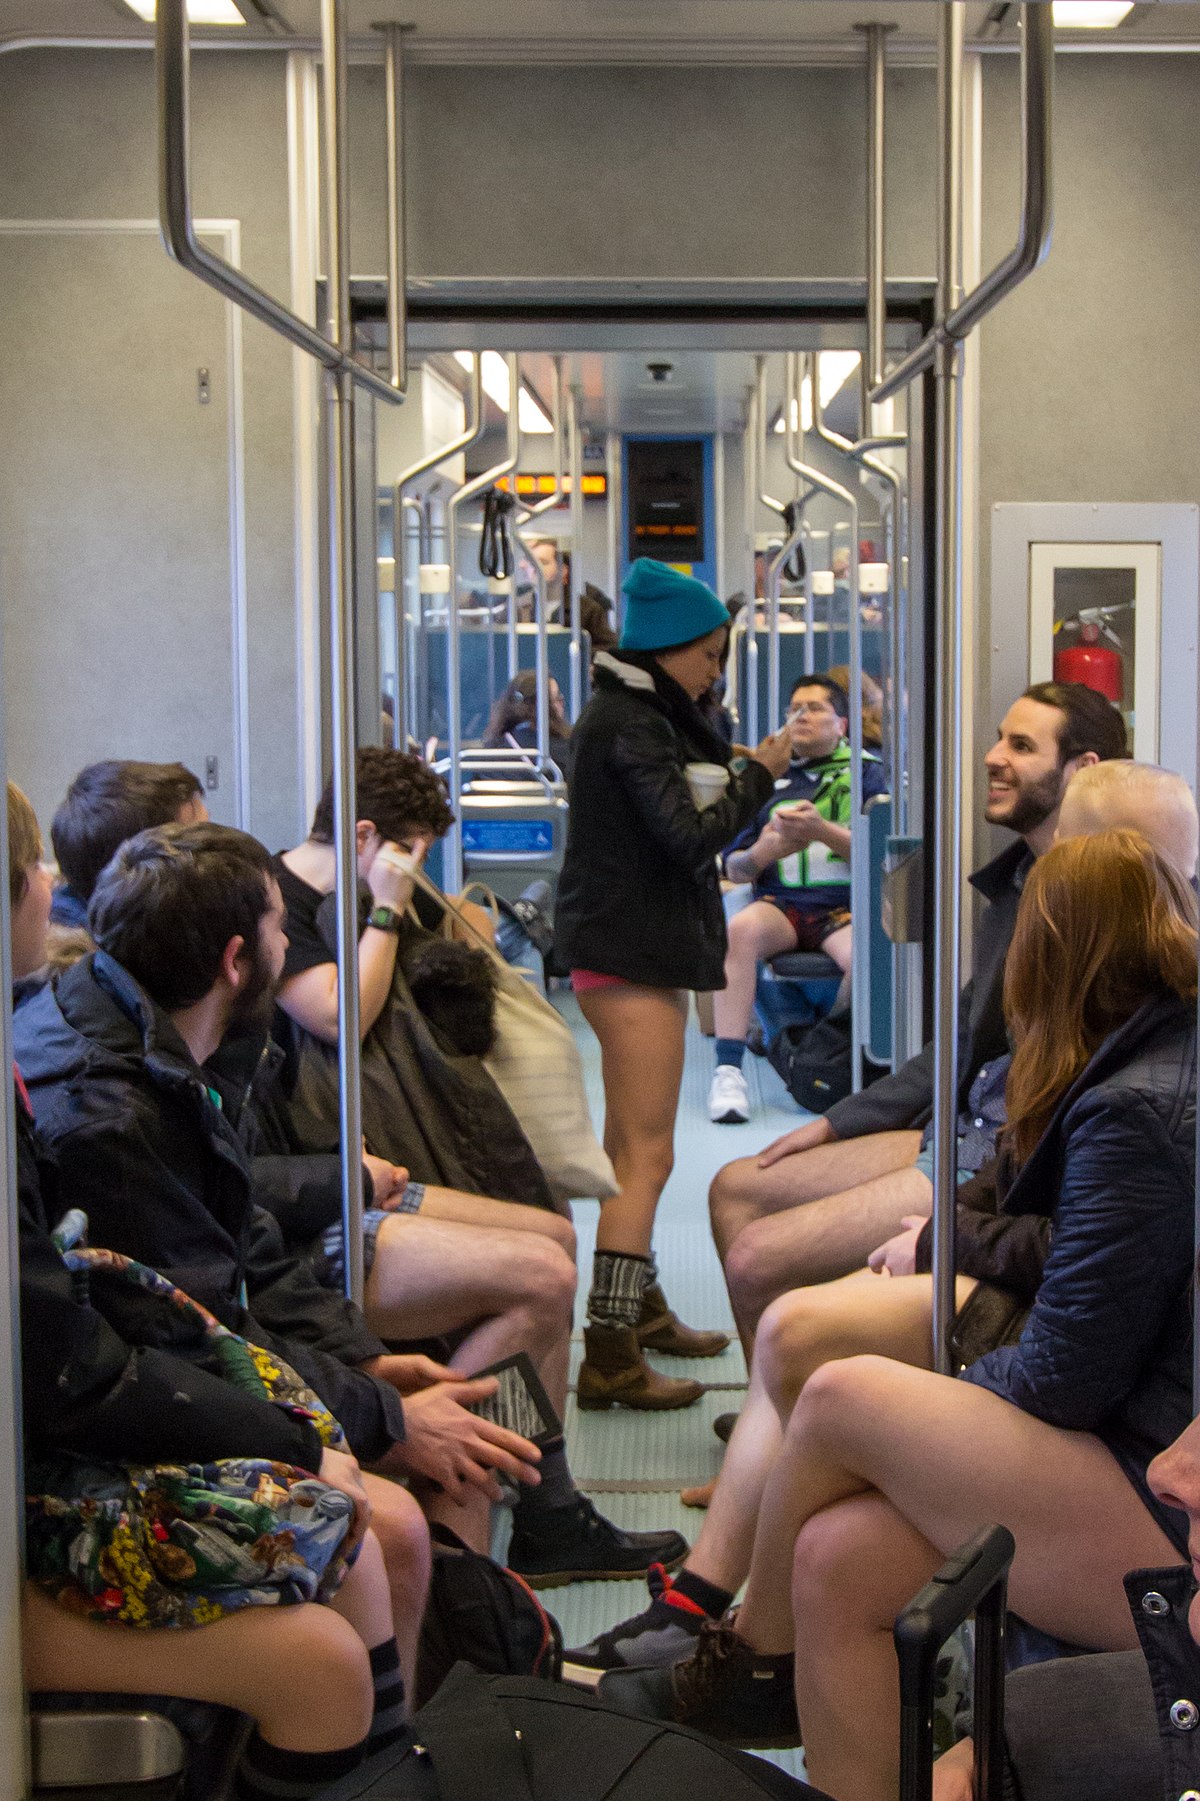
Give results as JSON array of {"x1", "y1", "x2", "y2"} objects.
[{"x1": 554, "y1": 653, "x2": 774, "y2": 991}]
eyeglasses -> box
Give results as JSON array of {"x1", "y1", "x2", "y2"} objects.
[{"x1": 788, "y1": 702, "x2": 836, "y2": 719}]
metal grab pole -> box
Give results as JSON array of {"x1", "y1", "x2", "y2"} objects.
[
  {"x1": 870, "y1": 2, "x2": 1053, "y2": 408},
  {"x1": 514, "y1": 357, "x2": 566, "y2": 762},
  {"x1": 445, "y1": 355, "x2": 521, "y2": 890},
  {"x1": 520, "y1": 355, "x2": 567, "y2": 522},
  {"x1": 784, "y1": 351, "x2": 865, "y2": 1094},
  {"x1": 321, "y1": 0, "x2": 365, "y2": 1307},
  {"x1": 764, "y1": 498, "x2": 813, "y2": 733},
  {"x1": 158, "y1": 0, "x2": 408, "y2": 405},
  {"x1": 931, "y1": 1, "x2": 967, "y2": 1379},
  {"x1": 392, "y1": 494, "x2": 423, "y2": 749},
  {"x1": 380, "y1": 22, "x2": 411, "y2": 399},
  {"x1": 857, "y1": 21, "x2": 894, "y2": 420},
  {"x1": 392, "y1": 357, "x2": 484, "y2": 749},
  {"x1": 809, "y1": 363, "x2": 909, "y2": 834},
  {"x1": 567, "y1": 385, "x2": 585, "y2": 721},
  {"x1": 744, "y1": 382, "x2": 761, "y2": 749}
]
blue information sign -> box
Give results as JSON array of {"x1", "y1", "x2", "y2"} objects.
[{"x1": 462, "y1": 819, "x2": 554, "y2": 855}]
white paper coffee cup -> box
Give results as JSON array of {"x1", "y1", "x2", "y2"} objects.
[{"x1": 685, "y1": 762, "x2": 731, "y2": 811}]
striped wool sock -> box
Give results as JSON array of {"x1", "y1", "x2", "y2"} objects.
[
  {"x1": 587, "y1": 1250, "x2": 652, "y2": 1329},
  {"x1": 367, "y1": 1636, "x2": 408, "y2": 1757}
]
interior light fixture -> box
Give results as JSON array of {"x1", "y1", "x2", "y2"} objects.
[
  {"x1": 774, "y1": 352, "x2": 862, "y2": 435},
  {"x1": 121, "y1": 0, "x2": 246, "y2": 21},
  {"x1": 1050, "y1": 2, "x2": 1134, "y2": 27},
  {"x1": 454, "y1": 350, "x2": 553, "y2": 433}
]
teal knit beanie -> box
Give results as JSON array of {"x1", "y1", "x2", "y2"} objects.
[{"x1": 619, "y1": 558, "x2": 730, "y2": 652}]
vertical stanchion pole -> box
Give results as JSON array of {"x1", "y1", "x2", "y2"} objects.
[
  {"x1": 930, "y1": 1, "x2": 966, "y2": 1377},
  {"x1": 321, "y1": 0, "x2": 365, "y2": 1306},
  {"x1": 568, "y1": 385, "x2": 584, "y2": 720},
  {"x1": 745, "y1": 380, "x2": 761, "y2": 748},
  {"x1": 445, "y1": 356, "x2": 521, "y2": 889},
  {"x1": 380, "y1": 22, "x2": 410, "y2": 398}
]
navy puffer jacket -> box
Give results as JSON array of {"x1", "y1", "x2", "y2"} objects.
[{"x1": 963, "y1": 992, "x2": 1196, "y2": 1555}]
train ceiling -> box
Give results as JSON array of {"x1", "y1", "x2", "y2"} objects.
[{"x1": 6, "y1": 0, "x2": 1200, "y2": 58}]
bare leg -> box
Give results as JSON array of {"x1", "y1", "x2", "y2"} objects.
[
  {"x1": 818, "y1": 922, "x2": 852, "y2": 975},
  {"x1": 366, "y1": 1218, "x2": 575, "y2": 1553},
  {"x1": 366, "y1": 1214, "x2": 575, "y2": 1365},
  {"x1": 713, "y1": 902, "x2": 798, "y2": 1044},
  {"x1": 735, "y1": 1354, "x2": 1177, "y2": 1660},
  {"x1": 22, "y1": 1543, "x2": 391, "y2": 1751},
  {"x1": 681, "y1": 1272, "x2": 972, "y2": 1586},
  {"x1": 580, "y1": 985, "x2": 688, "y2": 1257},
  {"x1": 418, "y1": 1185, "x2": 576, "y2": 1259},
  {"x1": 722, "y1": 1162, "x2": 932, "y2": 1348},
  {"x1": 793, "y1": 1494, "x2": 945, "y2": 1801},
  {"x1": 358, "y1": 1473, "x2": 431, "y2": 1699},
  {"x1": 709, "y1": 1129, "x2": 922, "y2": 1261}
]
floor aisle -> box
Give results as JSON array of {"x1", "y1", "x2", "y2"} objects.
[{"x1": 554, "y1": 993, "x2": 813, "y2": 1782}]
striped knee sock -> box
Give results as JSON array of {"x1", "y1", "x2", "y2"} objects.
[
  {"x1": 587, "y1": 1250, "x2": 652, "y2": 1329},
  {"x1": 367, "y1": 1636, "x2": 408, "y2": 1757}
]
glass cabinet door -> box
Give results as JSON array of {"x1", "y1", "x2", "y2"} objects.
[{"x1": 1028, "y1": 540, "x2": 1162, "y2": 759}]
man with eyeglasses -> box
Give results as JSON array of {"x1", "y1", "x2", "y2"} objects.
[{"x1": 708, "y1": 675, "x2": 885, "y2": 1125}]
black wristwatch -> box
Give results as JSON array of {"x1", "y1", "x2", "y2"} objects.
[{"x1": 367, "y1": 904, "x2": 404, "y2": 934}]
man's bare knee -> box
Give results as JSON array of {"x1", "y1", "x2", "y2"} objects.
[
  {"x1": 709, "y1": 1158, "x2": 761, "y2": 1256},
  {"x1": 521, "y1": 1239, "x2": 578, "y2": 1325},
  {"x1": 543, "y1": 1211, "x2": 577, "y2": 1261},
  {"x1": 723, "y1": 1225, "x2": 782, "y2": 1338}
]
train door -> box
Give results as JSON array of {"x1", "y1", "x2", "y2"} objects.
[
  {"x1": 0, "y1": 226, "x2": 244, "y2": 833},
  {"x1": 990, "y1": 502, "x2": 1200, "y2": 784}
]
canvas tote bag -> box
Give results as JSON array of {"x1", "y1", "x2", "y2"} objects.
[{"x1": 407, "y1": 866, "x2": 618, "y2": 1205}]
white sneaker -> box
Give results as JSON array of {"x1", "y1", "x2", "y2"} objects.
[{"x1": 709, "y1": 1064, "x2": 751, "y2": 1124}]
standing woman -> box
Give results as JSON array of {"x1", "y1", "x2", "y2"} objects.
[{"x1": 556, "y1": 559, "x2": 793, "y2": 1410}]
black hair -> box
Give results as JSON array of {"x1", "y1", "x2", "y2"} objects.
[
  {"x1": 790, "y1": 674, "x2": 849, "y2": 720},
  {"x1": 1022, "y1": 682, "x2": 1128, "y2": 766},
  {"x1": 51, "y1": 761, "x2": 204, "y2": 903},
  {"x1": 310, "y1": 747, "x2": 454, "y2": 845},
  {"x1": 88, "y1": 822, "x2": 275, "y2": 1012}
]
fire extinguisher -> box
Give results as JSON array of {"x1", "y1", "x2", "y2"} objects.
[{"x1": 1053, "y1": 616, "x2": 1124, "y2": 703}]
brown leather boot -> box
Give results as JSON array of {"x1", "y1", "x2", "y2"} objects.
[
  {"x1": 577, "y1": 1323, "x2": 705, "y2": 1411},
  {"x1": 636, "y1": 1282, "x2": 731, "y2": 1359}
]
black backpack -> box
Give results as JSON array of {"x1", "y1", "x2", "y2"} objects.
[
  {"x1": 319, "y1": 1663, "x2": 829, "y2": 1800},
  {"x1": 766, "y1": 1015, "x2": 890, "y2": 1115},
  {"x1": 766, "y1": 1015, "x2": 855, "y2": 1114},
  {"x1": 414, "y1": 1526, "x2": 563, "y2": 1709}
]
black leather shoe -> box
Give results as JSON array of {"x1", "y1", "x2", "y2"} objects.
[
  {"x1": 508, "y1": 1494, "x2": 688, "y2": 1589},
  {"x1": 597, "y1": 1617, "x2": 801, "y2": 1750}
]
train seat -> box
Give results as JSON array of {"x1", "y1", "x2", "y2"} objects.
[{"x1": 31, "y1": 1707, "x2": 185, "y2": 1797}]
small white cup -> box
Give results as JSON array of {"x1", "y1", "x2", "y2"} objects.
[{"x1": 685, "y1": 762, "x2": 731, "y2": 811}]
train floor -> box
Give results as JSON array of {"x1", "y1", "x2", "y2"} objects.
[{"x1": 523, "y1": 992, "x2": 812, "y2": 1782}]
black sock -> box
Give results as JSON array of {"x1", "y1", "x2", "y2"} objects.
[
  {"x1": 672, "y1": 1567, "x2": 735, "y2": 1619},
  {"x1": 588, "y1": 1250, "x2": 652, "y2": 1329},
  {"x1": 511, "y1": 1434, "x2": 576, "y2": 1518},
  {"x1": 367, "y1": 1637, "x2": 408, "y2": 1756},
  {"x1": 234, "y1": 1731, "x2": 365, "y2": 1801}
]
